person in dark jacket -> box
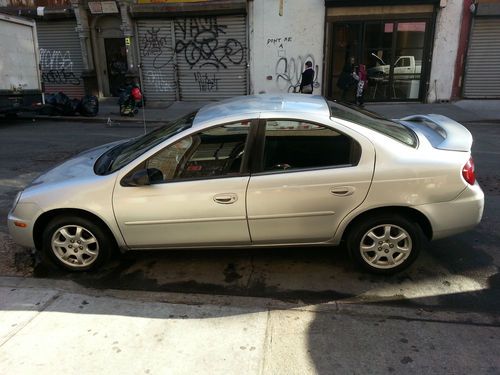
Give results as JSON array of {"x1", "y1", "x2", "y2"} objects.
[
  {"x1": 299, "y1": 61, "x2": 315, "y2": 94},
  {"x1": 337, "y1": 57, "x2": 355, "y2": 100}
]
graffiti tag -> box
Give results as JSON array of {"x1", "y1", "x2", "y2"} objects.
[
  {"x1": 194, "y1": 72, "x2": 219, "y2": 92},
  {"x1": 143, "y1": 70, "x2": 175, "y2": 92},
  {"x1": 40, "y1": 48, "x2": 74, "y2": 71},
  {"x1": 139, "y1": 27, "x2": 173, "y2": 69},
  {"x1": 174, "y1": 17, "x2": 245, "y2": 69},
  {"x1": 275, "y1": 55, "x2": 319, "y2": 93},
  {"x1": 42, "y1": 69, "x2": 81, "y2": 86}
]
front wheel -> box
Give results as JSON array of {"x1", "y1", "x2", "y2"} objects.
[
  {"x1": 42, "y1": 216, "x2": 113, "y2": 271},
  {"x1": 347, "y1": 214, "x2": 424, "y2": 274}
]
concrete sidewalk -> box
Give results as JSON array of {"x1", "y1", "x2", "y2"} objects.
[
  {"x1": 9, "y1": 98, "x2": 500, "y2": 126},
  {"x1": 0, "y1": 276, "x2": 498, "y2": 374}
]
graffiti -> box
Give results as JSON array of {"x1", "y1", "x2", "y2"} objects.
[
  {"x1": 139, "y1": 27, "x2": 173, "y2": 69},
  {"x1": 194, "y1": 72, "x2": 219, "y2": 92},
  {"x1": 39, "y1": 48, "x2": 81, "y2": 86},
  {"x1": 40, "y1": 48, "x2": 74, "y2": 71},
  {"x1": 42, "y1": 69, "x2": 81, "y2": 86},
  {"x1": 143, "y1": 71, "x2": 175, "y2": 92},
  {"x1": 174, "y1": 17, "x2": 245, "y2": 69},
  {"x1": 266, "y1": 36, "x2": 292, "y2": 48},
  {"x1": 275, "y1": 54, "x2": 320, "y2": 93}
]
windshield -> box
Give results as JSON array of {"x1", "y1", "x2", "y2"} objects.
[
  {"x1": 95, "y1": 111, "x2": 197, "y2": 175},
  {"x1": 327, "y1": 101, "x2": 418, "y2": 147}
]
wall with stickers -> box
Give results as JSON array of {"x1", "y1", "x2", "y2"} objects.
[{"x1": 249, "y1": 0, "x2": 325, "y2": 95}]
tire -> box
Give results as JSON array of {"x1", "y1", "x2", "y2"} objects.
[
  {"x1": 347, "y1": 214, "x2": 424, "y2": 275},
  {"x1": 42, "y1": 215, "x2": 114, "y2": 272}
]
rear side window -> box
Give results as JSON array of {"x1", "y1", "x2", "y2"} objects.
[
  {"x1": 262, "y1": 120, "x2": 360, "y2": 172},
  {"x1": 328, "y1": 101, "x2": 417, "y2": 147}
]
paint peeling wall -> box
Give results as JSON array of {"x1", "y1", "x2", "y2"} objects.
[
  {"x1": 249, "y1": 0, "x2": 325, "y2": 95},
  {"x1": 428, "y1": 0, "x2": 464, "y2": 102}
]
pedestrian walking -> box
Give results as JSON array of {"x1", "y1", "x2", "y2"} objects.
[
  {"x1": 299, "y1": 61, "x2": 315, "y2": 94},
  {"x1": 352, "y1": 64, "x2": 368, "y2": 106},
  {"x1": 337, "y1": 57, "x2": 355, "y2": 100}
]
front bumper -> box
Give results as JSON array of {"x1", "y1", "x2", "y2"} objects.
[
  {"x1": 416, "y1": 182, "x2": 485, "y2": 240},
  {"x1": 7, "y1": 202, "x2": 43, "y2": 248}
]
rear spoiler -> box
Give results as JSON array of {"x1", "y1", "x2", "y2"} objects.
[{"x1": 399, "y1": 114, "x2": 473, "y2": 152}]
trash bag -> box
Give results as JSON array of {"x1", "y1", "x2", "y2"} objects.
[
  {"x1": 53, "y1": 92, "x2": 74, "y2": 115},
  {"x1": 70, "y1": 98, "x2": 81, "y2": 115},
  {"x1": 45, "y1": 93, "x2": 57, "y2": 106},
  {"x1": 80, "y1": 95, "x2": 99, "y2": 117}
]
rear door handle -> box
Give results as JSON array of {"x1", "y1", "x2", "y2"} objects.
[
  {"x1": 330, "y1": 186, "x2": 355, "y2": 197},
  {"x1": 213, "y1": 193, "x2": 238, "y2": 204}
]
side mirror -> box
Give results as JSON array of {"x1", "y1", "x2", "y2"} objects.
[{"x1": 122, "y1": 168, "x2": 163, "y2": 186}]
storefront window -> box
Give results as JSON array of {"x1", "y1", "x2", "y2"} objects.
[{"x1": 329, "y1": 20, "x2": 428, "y2": 102}]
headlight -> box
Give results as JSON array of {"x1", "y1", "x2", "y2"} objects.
[{"x1": 11, "y1": 191, "x2": 22, "y2": 211}]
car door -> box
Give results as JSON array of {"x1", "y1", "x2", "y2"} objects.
[
  {"x1": 113, "y1": 120, "x2": 255, "y2": 249},
  {"x1": 246, "y1": 118, "x2": 375, "y2": 244}
]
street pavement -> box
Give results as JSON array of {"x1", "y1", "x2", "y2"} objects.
[
  {"x1": 0, "y1": 98, "x2": 499, "y2": 374},
  {"x1": 0, "y1": 276, "x2": 499, "y2": 375}
]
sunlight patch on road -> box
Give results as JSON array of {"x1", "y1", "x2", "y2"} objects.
[
  {"x1": 0, "y1": 173, "x2": 39, "y2": 193},
  {"x1": 347, "y1": 273, "x2": 487, "y2": 303}
]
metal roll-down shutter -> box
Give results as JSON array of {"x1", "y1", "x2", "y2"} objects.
[
  {"x1": 174, "y1": 15, "x2": 247, "y2": 101},
  {"x1": 463, "y1": 18, "x2": 500, "y2": 98},
  {"x1": 36, "y1": 20, "x2": 85, "y2": 98},
  {"x1": 137, "y1": 19, "x2": 177, "y2": 102}
]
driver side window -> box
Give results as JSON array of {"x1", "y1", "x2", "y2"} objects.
[{"x1": 144, "y1": 121, "x2": 251, "y2": 183}]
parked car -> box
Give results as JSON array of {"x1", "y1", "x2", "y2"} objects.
[{"x1": 8, "y1": 94, "x2": 484, "y2": 274}]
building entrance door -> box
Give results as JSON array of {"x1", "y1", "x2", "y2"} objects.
[
  {"x1": 92, "y1": 15, "x2": 125, "y2": 97},
  {"x1": 104, "y1": 38, "x2": 127, "y2": 96}
]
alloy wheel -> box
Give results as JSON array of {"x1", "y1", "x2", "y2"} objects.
[
  {"x1": 359, "y1": 224, "x2": 412, "y2": 269},
  {"x1": 51, "y1": 225, "x2": 99, "y2": 268}
]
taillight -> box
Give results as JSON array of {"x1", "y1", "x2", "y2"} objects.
[{"x1": 462, "y1": 157, "x2": 476, "y2": 185}]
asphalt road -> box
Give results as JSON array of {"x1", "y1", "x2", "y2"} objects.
[{"x1": 0, "y1": 117, "x2": 499, "y2": 313}]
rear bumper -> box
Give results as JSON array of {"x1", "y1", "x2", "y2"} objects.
[{"x1": 416, "y1": 183, "x2": 484, "y2": 240}]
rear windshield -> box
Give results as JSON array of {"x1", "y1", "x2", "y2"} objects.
[{"x1": 327, "y1": 101, "x2": 418, "y2": 147}]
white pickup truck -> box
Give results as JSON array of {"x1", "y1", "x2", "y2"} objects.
[
  {"x1": 0, "y1": 13, "x2": 43, "y2": 115},
  {"x1": 368, "y1": 55, "x2": 422, "y2": 78}
]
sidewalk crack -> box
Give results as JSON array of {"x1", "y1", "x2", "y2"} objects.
[
  {"x1": 259, "y1": 309, "x2": 272, "y2": 375},
  {"x1": 0, "y1": 292, "x2": 61, "y2": 348}
]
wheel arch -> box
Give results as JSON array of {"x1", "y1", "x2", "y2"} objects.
[
  {"x1": 340, "y1": 206, "x2": 433, "y2": 244},
  {"x1": 33, "y1": 208, "x2": 119, "y2": 251}
]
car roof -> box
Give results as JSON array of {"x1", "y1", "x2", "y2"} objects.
[{"x1": 193, "y1": 94, "x2": 330, "y2": 126}]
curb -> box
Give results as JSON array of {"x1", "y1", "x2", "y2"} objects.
[
  {"x1": 28, "y1": 114, "x2": 163, "y2": 124},
  {"x1": 1, "y1": 276, "x2": 498, "y2": 325}
]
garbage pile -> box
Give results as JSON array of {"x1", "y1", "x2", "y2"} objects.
[{"x1": 39, "y1": 92, "x2": 99, "y2": 117}]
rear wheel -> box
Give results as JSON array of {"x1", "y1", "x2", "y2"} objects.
[
  {"x1": 347, "y1": 214, "x2": 423, "y2": 274},
  {"x1": 42, "y1": 216, "x2": 113, "y2": 271}
]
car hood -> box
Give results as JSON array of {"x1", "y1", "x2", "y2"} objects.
[{"x1": 28, "y1": 140, "x2": 127, "y2": 187}]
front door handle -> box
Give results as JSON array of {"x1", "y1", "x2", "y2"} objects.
[
  {"x1": 213, "y1": 193, "x2": 238, "y2": 204},
  {"x1": 330, "y1": 186, "x2": 355, "y2": 197}
]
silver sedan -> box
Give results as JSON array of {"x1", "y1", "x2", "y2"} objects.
[{"x1": 8, "y1": 94, "x2": 484, "y2": 274}]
